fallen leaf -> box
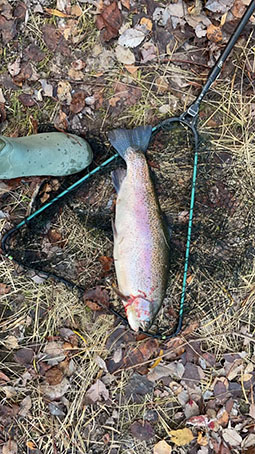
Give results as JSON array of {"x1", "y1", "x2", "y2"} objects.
[
  {"x1": 8, "y1": 57, "x2": 21, "y2": 77},
  {"x1": 48, "y1": 229, "x2": 66, "y2": 247},
  {"x1": 54, "y1": 109, "x2": 68, "y2": 130},
  {"x1": 83, "y1": 286, "x2": 109, "y2": 310},
  {"x1": 4, "y1": 335, "x2": 19, "y2": 349},
  {"x1": 207, "y1": 24, "x2": 223, "y2": 42},
  {"x1": 130, "y1": 420, "x2": 154, "y2": 441},
  {"x1": 217, "y1": 408, "x2": 229, "y2": 426},
  {"x1": 3, "y1": 386, "x2": 17, "y2": 398},
  {"x1": 71, "y1": 59, "x2": 86, "y2": 71},
  {"x1": 222, "y1": 428, "x2": 242, "y2": 447},
  {"x1": 34, "y1": 4, "x2": 44, "y2": 13},
  {"x1": 99, "y1": 255, "x2": 113, "y2": 274},
  {"x1": 42, "y1": 24, "x2": 70, "y2": 56},
  {"x1": 148, "y1": 363, "x2": 184, "y2": 382},
  {"x1": 155, "y1": 76, "x2": 169, "y2": 93},
  {"x1": 14, "y1": 348, "x2": 34, "y2": 366},
  {"x1": 39, "y1": 79, "x2": 53, "y2": 97},
  {"x1": 18, "y1": 93, "x2": 36, "y2": 107},
  {"x1": 120, "y1": 0, "x2": 130, "y2": 9},
  {"x1": 169, "y1": 428, "x2": 194, "y2": 446},
  {"x1": 86, "y1": 379, "x2": 109, "y2": 403},
  {"x1": 12, "y1": 62, "x2": 33, "y2": 85},
  {"x1": 70, "y1": 90, "x2": 86, "y2": 113},
  {"x1": 182, "y1": 321, "x2": 200, "y2": 336},
  {"x1": 71, "y1": 4, "x2": 82, "y2": 16},
  {"x1": 140, "y1": 17, "x2": 153, "y2": 31},
  {"x1": 43, "y1": 341, "x2": 66, "y2": 366},
  {"x1": 85, "y1": 300, "x2": 103, "y2": 311},
  {"x1": 45, "y1": 366, "x2": 64, "y2": 385},
  {"x1": 184, "y1": 400, "x2": 200, "y2": 419},
  {"x1": 0, "y1": 101, "x2": 6, "y2": 122},
  {"x1": 0, "y1": 403, "x2": 20, "y2": 419},
  {"x1": 95, "y1": 355, "x2": 108, "y2": 373},
  {"x1": 118, "y1": 27, "x2": 145, "y2": 48},
  {"x1": 197, "y1": 432, "x2": 208, "y2": 447},
  {"x1": 26, "y1": 441, "x2": 37, "y2": 450},
  {"x1": 56, "y1": 0, "x2": 70, "y2": 12},
  {"x1": 125, "y1": 64, "x2": 138, "y2": 74},
  {"x1": 45, "y1": 8, "x2": 72, "y2": 17},
  {"x1": 123, "y1": 338, "x2": 159, "y2": 371},
  {"x1": 186, "y1": 275, "x2": 194, "y2": 285},
  {"x1": 141, "y1": 42, "x2": 157, "y2": 63},
  {"x1": 25, "y1": 43, "x2": 45, "y2": 62},
  {"x1": 0, "y1": 15, "x2": 17, "y2": 43},
  {"x1": 41, "y1": 377, "x2": 70, "y2": 400},
  {"x1": 48, "y1": 401, "x2": 65, "y2": 417},
  {"x1": 182, "y1": 363, "x2": 205, "y2": 389},
  {"x1": 18, "y1": 396, "x2": 32, "y2": 417},
  {"x1": 2, "y1": 440, "x2": 18, "y2": 454},
  {"x1": 57, "y1": 80, "x2": 72, "y2": 104},
  {"x1": 232, "y1": 0, "x2": 248, "y2": 18},
  {"x1": 0, "y1": 371, "x2": 10, "y2": 383},
  {"x1": 242, "y1": 372, "x2": 253, "y2": 381},
  {"x1": 115, "y1": 45, "x2": 135, "y2": 64},
  {"x1": 96, "y1": 1, "x2": 122, "y2": 42},
  {"x1": 243, "y1": 447, "x2": 255, "y2": 454},
  {"x1": 124, "y1": 372, "x2": 154, "y2": 402},
  {"x1": 0, "y1": 87, "x2": 6, "y2": 103},
  {"x1": 154, "y1": 440, "x2": 172, "y2": 454},
  {"x1": 243, "y1": 434, "x2": 255, "y2": 449},
  {"x1": 0, "y1": 209, "x2": 9, "y2": 219},
  {"x1": 0, "y1": 0, "x2": 13, "y2": 20},
  {"x1": 249, "y1": 402, "x2": 255, "y2": 419},
  {"x1": 109, "y1": 95, "x2": 121, "y2": 107},
  {"x1": 112, "y1": 81, "x2": 142, "y2": 107},
  {"x1": 0, "y1": 181, "x2": 16, "y2": 194},
  {"x1": 13, "y1": 2, "x2": 26, "y2": 20},
  {"x1": 106, "y1": 325, "x2": 135, "y2": 352},
  {"x1": 68, "y1": 67, "x2": 84, "y2": 80},
  {"x1": 0, "y1": 283, "x2": 11, "y2": 295},
  {"x1": 205, "y1": 0, "x2": 234, "y2": 14}
]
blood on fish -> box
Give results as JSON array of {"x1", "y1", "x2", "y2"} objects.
[
  {"x1": 137, "y1": 290, "x2": 147, "y2": 298},
  {"x1": 123, "y1": 293, "x2": 151, "y2": 318}
]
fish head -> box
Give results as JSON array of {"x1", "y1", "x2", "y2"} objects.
[{"x1": 125, "y1": 296, "x2": 154, "y2": 332}]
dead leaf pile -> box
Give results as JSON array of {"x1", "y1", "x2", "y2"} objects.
[
  {"x1": 0, "y1": 328, "x2": 81, "y2": 427},
  {"x1": 97, "y1": 335, "x2": 255, "y2": 452}
]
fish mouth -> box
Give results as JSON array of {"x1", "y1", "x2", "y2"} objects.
[
  {"x1": 139, "y1": 320, "x2": 153, "y2": 332},
  {"x1": 125, "y1": 296, "x2": 154, "y2": 332},
  {"x1": 127, "y1": 314, "x2": 152, "y2": 332}
]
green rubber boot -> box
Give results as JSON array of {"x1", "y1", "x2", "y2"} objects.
[{"x1": 0, "y1": 132, "x2": 93, "y2": 179}]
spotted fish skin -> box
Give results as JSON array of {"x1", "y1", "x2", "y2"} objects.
[{"x1": 108, "y1": 126, "x2": 170, "y2": 332}]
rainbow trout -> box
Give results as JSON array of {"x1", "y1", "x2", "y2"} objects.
[{"x1": 108, "y1": 126, "x2": 170, "y2": 332}]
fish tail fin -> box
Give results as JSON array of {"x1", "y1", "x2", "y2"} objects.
[{"x1": 108, "y1": 126, "x2": 152, "y2": 159}]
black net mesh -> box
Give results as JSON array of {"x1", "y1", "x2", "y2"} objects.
[{"x1": 2, "y1": 122, "x2": 255, "y2": 336}]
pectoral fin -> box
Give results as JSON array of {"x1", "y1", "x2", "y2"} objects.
[{"x1": 111, "y1": 283, "x2": 129, "y2": 301}]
